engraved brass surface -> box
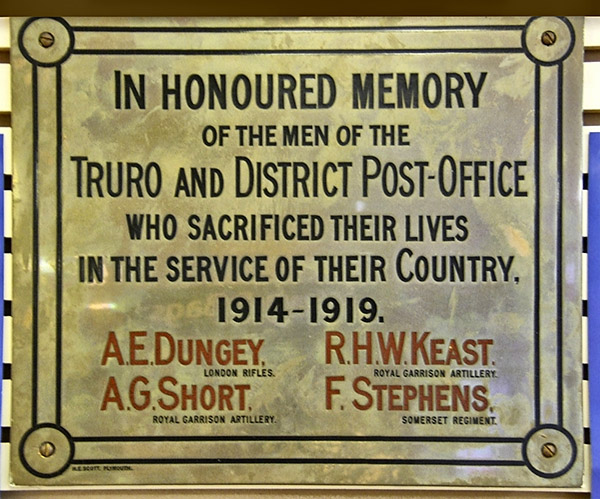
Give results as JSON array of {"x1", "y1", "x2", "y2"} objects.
[{"x1": 10, "y1": 17, "x2": 584, "y2": 487}]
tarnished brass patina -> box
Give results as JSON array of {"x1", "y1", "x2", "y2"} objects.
[{"x1": 10, "y1": 17, "x2": 584, "y2": 487}]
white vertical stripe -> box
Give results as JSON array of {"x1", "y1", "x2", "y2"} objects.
[
  {"x1": 3, "y1": 317, "x2": 11, "y2": 364},
  {"x1": 0, "y1": 65, "x2": 9, "y2": 113},
  {"x1": 583, "y1": 380, "x2": 590, "y2": 426},
  {"x1": 583, "y1": 189, "x2": 588, "y2": 238},
  {"x1": 585, "y1": 17, "x2": 600, "y2": 47},
  {"x1": 0, "y1": 18, "x2": 8, "y2": 50},
  {"x1": 0, "y1": 442, "x2": 10, "y2": 491},
  {"x1": 584, "y1": 62, "x2": 600, "y2": 111},
  {"x1": 0, "y1": 127, "x2": 10, "y2": 174},
  {"x1": 1, "y1": 380, "x2": 10, "y2": 427},
  {"x1": 3, "y1": 255, "x2": 11, "y2": 301},
  {"x1": 583, "y1": 253, "x2": 588, "y2": 300},
  {"x1": 583, "y1": 316, "x2": 588, "y2": 363},
  {"x1": 3, "y1": 192, "x2": 10, "y2": 240}
]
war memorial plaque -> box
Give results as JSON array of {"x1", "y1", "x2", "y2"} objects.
[{"x1": 9, "y1": 17, "x2": 584, "y2": 487}]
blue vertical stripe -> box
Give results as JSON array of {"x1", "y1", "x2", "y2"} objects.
[
  {"x1": 587, "y1": 132, "x2": 600, "y2": 495},
  {"x1": 0, "y1": 133, "x2": 4, "y2": 426}
]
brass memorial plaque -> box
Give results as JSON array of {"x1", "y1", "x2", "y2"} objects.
[{"x1": 9, "y1": 17, "x2": 584, "y2": 487}]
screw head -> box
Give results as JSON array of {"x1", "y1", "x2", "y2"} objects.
[
  {"x1": 541, "y1": 30, "x2": 557, "y2": 46},
  {"x1": 541, "y1": 442, "x2": 557, "y2": 458},
  {"x1": 39, "y1": 441, "x2": 56, "y2": 458},
  {"x1": 38, "y1": 32, "x2": 55, "y2": 48}
]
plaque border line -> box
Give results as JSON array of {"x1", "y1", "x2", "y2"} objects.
[
  {"x1": 72, "y1": 49, "x2": 526, "y2": 55},
  {"x1": 18, "y1": 18, "x2": 579, "y2": 478},
  {"x1": 556, "y1": 61, "x2": 564, "y2": 429},
  {"x1": 55, "y1": 63, "x2": 64, "y2": 428},
  {"x1": 70, "y1": 24, "x2": 525, "y2": 33},
  {"x1": 68, "y1": 458, "x2": 523, "y2": 467},
  {"x1": 30, "y1": 63, "x2": 39, "y2": 428},
  {"x1": 70, "y1": 435, "x2": 524, "y2": 443},
  {"x1": 534, "y1": 62, "x2": 541, "y2": 427}
]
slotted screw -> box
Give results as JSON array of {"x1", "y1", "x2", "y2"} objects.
[
  {"x1": 541, "y1": 442, "x2": 557, "y2": 458},
  {"x1": 38, "y1": 32, "x2": 55, "y2": 48},
  {"x1": 39, "y1": 441, "x2": 56, "y2": 458},
  {"x1": 541, "y1": 30, "x2": 557, "y2": 46}
]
